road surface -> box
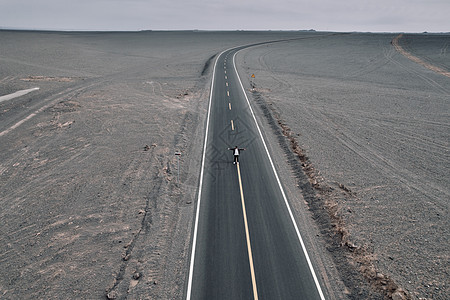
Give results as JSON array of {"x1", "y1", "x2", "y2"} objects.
[{"x1": 186, "y1": 45, "x2": 325, "y2": 299}]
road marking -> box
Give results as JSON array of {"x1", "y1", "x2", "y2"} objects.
[
  {"x1": 227, "y1": 91, "x2": 230, "y2": 97},
  {"x1": 232, "y1": 51, "x2": 326, "y2": 300},
  {"x1": 186, "y1": 49, "x2": 227, "y2": 300},
  {"x1": 225, "y1": 76, "x2": 228, "y2": 79},
  {"x1": 236, "y1": 162, "x2": 259, "y2": 300},
  {"x1": 229, "y1": 102, "x2": 232, "y2": 110},
  {"x1": 225, "y1": 70, "x2": 227, "y2": 74},
  {"x1": 231, "y1": 119, "x2": 234, "y2": 131},
  {"x1": 0, "y1": 87, "x2": 39, "y2": 103},
  {"x1": 226, "y1": 82, "x2": 228, "y2": 87}
]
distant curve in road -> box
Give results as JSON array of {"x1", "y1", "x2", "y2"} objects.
[{"x1": 186, "y1": 42, "x2": 326, "y2": 300}]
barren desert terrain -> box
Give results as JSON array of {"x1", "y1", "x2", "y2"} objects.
[
  {"x1": 0, "y1": 30, "x2": 448, "y2": 299},
  {"x1": 236, "y1": 32, "x2": 449, "y2": 299}
]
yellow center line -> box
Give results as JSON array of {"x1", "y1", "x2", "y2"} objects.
[
  {"x1": 231, "y1": 119, "x2": 234, "y2": 131},
  {"x1": 229, "y1": 102, "x2": 231, "y2": 110},
  {"x1": 236, "y1": 162, "x2": 259, "y2": 300}
]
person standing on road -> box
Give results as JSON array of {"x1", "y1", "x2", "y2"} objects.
[{"x1": 228, "y1": 146, "x2": 246, "y2": 164}]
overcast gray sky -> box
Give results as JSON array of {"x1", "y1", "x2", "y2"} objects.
[{"x1": 1, "y1": 0, "x2": 449, "y2": 32}]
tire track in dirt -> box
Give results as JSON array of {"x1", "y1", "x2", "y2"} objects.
[
  {"x1": 343, "y1": 46, "x2": 396, "y2": 79},
  {"x1": 105, "y1": 148, "x2": 163, "y2": 299},
  {"x1": 388, "y1": 37, "x2": 449, "y2": 95},
  {"x1": 439, "y1": 42, "x2": 448, "y2": 56},
  {"x1": 392, "y1": 34, "x2": 450, "y2": 78},
  {"x1": 309, "y1": 107, "x2": 449, "y2": 209},
  {"x1": 0, "y1": 80, "x2": 98, "y2": 137}
]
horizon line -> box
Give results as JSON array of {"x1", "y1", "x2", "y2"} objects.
[{"x1": 1, "y1": 27, "x2": 449, "y2": 34}]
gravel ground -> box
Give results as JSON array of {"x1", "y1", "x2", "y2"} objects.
[
  {"x1": 1, "y1": 30, "x2": 448, "y2": 299},
  {"x1": 0, "y1": 30, "x2": 217, "y2": 299},
  {"x1": 0, "y1": 30, "x2": 336, "y2": 299},
  {"x1": 236, "y1": 32, "x2": 449, "y2": 299}
]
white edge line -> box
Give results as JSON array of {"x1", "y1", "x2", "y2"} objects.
[
  {"x1": 186, "y1": 49, "x2": 227, "y2": 300},
  {"x1": 232, "y1": 51, "x2": 326, "y2": 300}
]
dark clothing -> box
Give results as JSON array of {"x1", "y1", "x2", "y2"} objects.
[{"x1": 228, "y1": 147, "x2": 245, "y2": 164}]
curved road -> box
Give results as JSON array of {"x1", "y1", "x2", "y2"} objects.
[{"x1": 186, "y1": 44, "x2": 325, "y2": 299}]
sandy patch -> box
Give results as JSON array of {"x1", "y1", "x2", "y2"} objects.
[{"x1": 392, "y1": 34, "x2": 450, "y2": 78}]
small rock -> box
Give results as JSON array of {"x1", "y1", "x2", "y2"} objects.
[
  {"x1": 153, "y1": 280, "x2": 158, "y2": 285},
  {"x1": 106, "y1": 290, "x2": 118, "y2": 299},
  {"x1": 133, "y1": 272, "x2": 141, "y2": 280},
  {"x1": 392, "y1": 290, "x2": 407, "y2": 300}
]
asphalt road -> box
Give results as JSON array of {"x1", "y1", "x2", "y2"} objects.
[{"x1": 186, "y1": 45, "x2": 325, "y2": 299}]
